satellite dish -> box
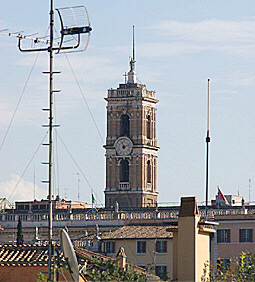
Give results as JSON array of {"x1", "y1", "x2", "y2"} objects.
[{"x1": 60, "y1": 229, "x2": 79, "y2": 282}]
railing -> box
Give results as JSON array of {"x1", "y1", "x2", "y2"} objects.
[
  {"x1": 119, "y1": 182, "x2": 130, "y2": 190},
  {"x1": 146, "y1": 183, "x2": 152, "y2": 191},
  {"x1": 1, "y1": 207, "x2": 255, "y2": 224}
]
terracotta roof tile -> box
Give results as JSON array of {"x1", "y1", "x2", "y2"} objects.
[{"x1": 101, "y1": 225, "x2": 173, "y2": 240}]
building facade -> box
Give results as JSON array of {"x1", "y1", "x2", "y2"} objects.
[
  {"x1": 214, "y1": 213, "x2": 255, "y2": 269},
  {"x1": 104, "y1": 56, "x2": 159, "y2": 209},
  {"x1": 100, "y1": 225, "x2": 173, "y2": 280}
]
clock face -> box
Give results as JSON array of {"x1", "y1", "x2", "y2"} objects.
[{"x1": 115, "y1": 137, "x2": 133, "y2": 156}]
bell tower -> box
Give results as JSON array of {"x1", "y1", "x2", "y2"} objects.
[{"x1": 104, "y1": 28, "x2": 159, "y2": 209}]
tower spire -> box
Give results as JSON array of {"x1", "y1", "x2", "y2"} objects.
[
  {"x1": 132, "y1": 25, "x2": 135, "y2": 64},
  {"x1": 128, "y1": 25, "x2": 136, "y2": 84}
]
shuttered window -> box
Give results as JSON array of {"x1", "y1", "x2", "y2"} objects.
[
  {"x1": 156, "y1": 241, "x2": 167, "y2": 253},
  {"x1": 156, "y1": 265, "x2": 167, "y2": 279},
  {"x1": 105, "y1": 241, "x2": 115, "y2": 254},
  {"x1": 136, "y1": 241, "x2": 146, "y2": 254},
  {"x1": 239, "y1": 229, "x2": 253, "y2": 243},
  {"x1": 217, "y1": 229, "x2": 230, "y2": 243}
]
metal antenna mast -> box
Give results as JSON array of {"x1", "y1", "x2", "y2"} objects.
[
  {"x1": 1, "y1": 2, "x2": 92, "y2": 280},
  {"x1": 205, "y1": 79, "x2": 211, "y2": 219},
  {"x1": 74, "y1": 172, "x2": 81, "y2": 202},
  {"x1": 249, "y1": 179, "x2": 251, "y2": 204}
]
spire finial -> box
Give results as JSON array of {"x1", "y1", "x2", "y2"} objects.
[
  {"x1": 130, "y1": 25, "x2": 135, "y2": 72},
  {"x1": 133, "y1": 25, "x2": 135, "y2": 62},
  {"x1": 127, "y1": 25, "x2": 137, "y2": 84}
]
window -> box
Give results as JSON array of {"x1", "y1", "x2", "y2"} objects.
[
  {"x1": 147, "y1": 115, "x2": 151, "y2": 139},
  {"x1": 217, "y1": 258, "x2": 230, "y2": 273},
  {"x1": 156, "y1": 265, "x2": 167, "y2": 279},
  {"x1": 217, "y1": 229, "x2": 230, "y2": 243},
  {"x1": 147, "y1": 161, "x2": 151, "y2": 184},
  {"x1": 120, "y1": 114, "x2": 130, "y2": 136},
  {"x1": 156, "y1": 241, "x2": 167, "y2": 253},
  {"x1": 239, "y1": 229, "x2": 253, "y2": 243},
  {"x1": 136, "y1": 241, "x2": 146, "y2": 254},
  {"x1": 120, "y1": 159, "x2": 129, "y2": 182},
  {"x1": 105, "y1": 241, "x2": 115, "y2": 254}
]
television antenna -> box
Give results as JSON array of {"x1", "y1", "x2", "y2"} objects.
[{"x1": 1, "y1": 1, "x2": 92, "y2": 280}]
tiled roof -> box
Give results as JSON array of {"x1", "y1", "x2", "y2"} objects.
[
  {"x1": 0, "y1": 244, "x2": 66, "y2": 267},
  {"x1": 101, "y1": 225, "x2": 173, "y2": 240},
  {"x1": 0, "y1": 244, "x2": 100, "y2": 267},
  {"x1": 0, "y1": 243, "x2": 159, "y2": 280}
]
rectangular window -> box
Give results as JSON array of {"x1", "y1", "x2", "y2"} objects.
[
  {"x1": 105, "y1": 241, "x2": 115, "y2": 254},
  {"x1": 136, "y1": 241, "x2": 146, "y2": 254},
  {"x1": 156, "y1": 265, "x2": 167, "y2": 279},
  {"x1": 156, "y1": 241, "x2": 167, "y2": 253},
  {"x1": 239, "y1": 229, "x2": 253, "y2": 243},
  {"x1": 217, "y1": 229, "x2": 230, "y2": 243},
  {"x1": 217, "y1": 258, "x2": 230, "y2": 273}
]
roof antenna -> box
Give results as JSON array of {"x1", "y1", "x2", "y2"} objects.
[
  {"x1": 1, "y1": 2, "x2": 92, "y2": 280},
  {"x1": 205, "y1": 79, "x2": 211, "y2": 219}
]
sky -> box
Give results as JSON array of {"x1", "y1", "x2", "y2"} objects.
[{"x1": 1, "y1": 0, "x2": 255, "y2": 207}]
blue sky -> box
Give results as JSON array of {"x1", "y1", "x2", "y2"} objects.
[{"x1": 1, "y1": 0, "x2": 255, "y2": 206}]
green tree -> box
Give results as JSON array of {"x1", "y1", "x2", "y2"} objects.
[
  {"x1": 85, "y1": 257, "x2": 148, "y2": 281},
  {"x1": 202, "y1": 252, "x2": 255, "y2": 281},
  {"x1": 16, "y1": 216, "x2": 24, "y2": 245}
]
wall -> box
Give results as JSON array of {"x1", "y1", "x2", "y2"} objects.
[
  {"x1": 0, "y1": 266, "x2": 71, "y2": 282},
  {"x1": 104, "y1": 238, "x2": 173, "y2": 280}
]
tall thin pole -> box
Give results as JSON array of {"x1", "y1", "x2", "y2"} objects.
[
  {"x1": 48, "y1": 0, "x2": 54, "y2": 279},
  {"x1": 132, "y1": 25, "x2": 135, "y2": 61},
  {"x1": 33, "y1": 165, "x2": 36, "y2": 200},
  {"x1": 75, "y1": 172, "x2": 80, "y2": 202},
  {"x1": 205, "y1": 79, "x2": 211, "y2": 219},
  {"x1": 249, "y1": 179, "x2": 251, "y2": 204}
]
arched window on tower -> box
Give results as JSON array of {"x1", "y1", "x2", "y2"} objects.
[
  {"x1": 120, "y1": 159, "x2": 129, "y2": 182},
  {"x1": 120, "y1": 114, "x2": 130, "y2": 136},
  {"x1": 147, "y1": 115, "x2": 151, "y2": 139},
  {"x1": 147, "y1": 160, "x2": 151, "y2": 184}
]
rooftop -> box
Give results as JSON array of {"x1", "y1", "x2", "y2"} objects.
[{"x1": 101, "y1": 225, "x2": 173, "y2": 240}]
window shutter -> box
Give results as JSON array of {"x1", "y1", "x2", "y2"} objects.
[
  {"x1": 143, "y1": 241, "x2": 146, "y2": 253},
  {"x1": 156, "y1": 241, "x2": 159, "y2": 253},
  {"x1": 164, "y1": 241, "x2": 167, "y2": 253},
  {"x1": 249, "y1": 229, "x2": 253, "y2": 243},
  {"x1": 227, "y1": 230, "x2": 230, "y2": 243},
  {"x1": 137, "y1": 241, "x2": 141, "y2": 253},
  {"x1": 239, "y1": 229, "x2": 243, "y2": 242},
  {"x1": 163, "y1": 266, "x2": 167, "y2": 276},
  {"x1": 112, "y1": 241, "x2": 116, "y2": 253},
  {"x1": 217, "y1": 230, "x2": 221, "y2": 243}
]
